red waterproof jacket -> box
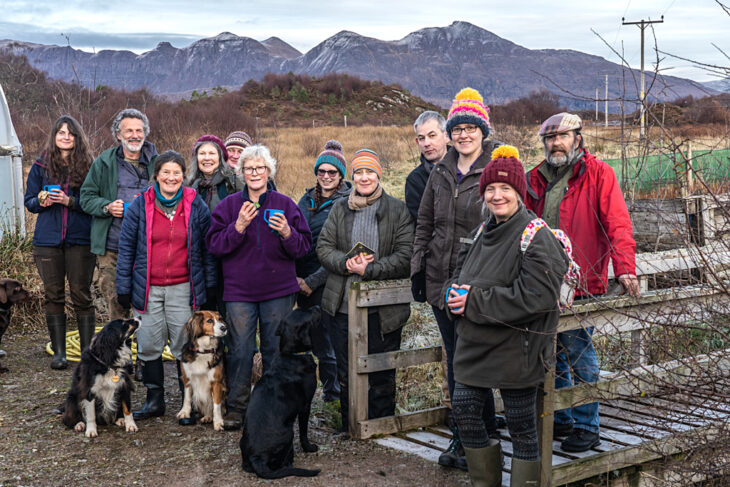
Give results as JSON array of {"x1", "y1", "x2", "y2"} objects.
[{"x1": 525, "y1": 150, "x2": 636, "y2": 296}]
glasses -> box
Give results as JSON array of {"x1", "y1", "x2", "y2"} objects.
[
  {"x1": 451, "y1": 125, "x2": 479, "y2": 136},
  {"x1": 317, "y1": 169, "x2": 339, "y2": 177},
  {"x1": 243, "y1": 166, "x2": 267, "y2": 175}
]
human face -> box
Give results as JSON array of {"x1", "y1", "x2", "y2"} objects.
[
  {"x1": 451, "y1": 123, "x2": 483, "y2": 158},
  {"x1": 226, "y1": 146, "x2": 243, "y2": 169},
  {"x1": 544, "y1": 131, "x2": 580, "y2": 167},
  {"x1": 242, "y1": 158, "x2": 269, "y2": 194},
  {"x1": 316, "y1": 163, "x2": 342, "y2": 196},
  {"x1": 353, "y1": 168, "x2": 378, "y2": 196},
  {"x1": 117, "y1": 117, "x2": 145, "y2": 156},
  {"x1": 484, "y1": 182, "x2": 520, "y2": 223},
  {"x1": 55, "y1": 123, "x2": 75, "y2": 153},
  {"x1": 197, "y1": 142, "x2": 220, "y2": 176},
  {"x1": 157, "y1": 162, "x2": 184, "y2": 199},
  {"x1": 415, "y1": 118, "x2": 448, "y2": 163}
]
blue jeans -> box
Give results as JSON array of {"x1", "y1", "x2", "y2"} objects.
[
  {"x1": 225, "y1": 293, "x2": 296, "y2": 413},
  {"x1": 554, "y1": 326, "x2": 600, "y2": 433}
]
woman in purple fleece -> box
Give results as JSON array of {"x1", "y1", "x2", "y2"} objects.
[{"x1": 205, "y1": 144, "x2": 312, "y2": 430}]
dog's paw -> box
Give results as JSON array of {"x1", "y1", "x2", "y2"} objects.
[
  {"x1": 126, "y1": 423, "x2": 138, "y2": 433},
  {"x1": 176, "y1": 410, "x2": 190, "y2": 420},
  {"x1": 213, "y1": 420, "x2": 224, "y2": 431},
  {"x1": 115, "y1": 418, "x2": 125, "y2": 427},
  {"x1": 199, "y1": 415, "x2": 213, "y2": 424},
  {"x1": 85, "y1": 427, "x2": 98, "y2": 438},
  {"x1": 74, "y1": 421, "x2": 85, "y2": 432},
  {"x1": 302, "y1": 441, "x2": 319, "y2": 453}
]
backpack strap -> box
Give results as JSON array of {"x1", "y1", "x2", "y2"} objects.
[{"x1": 520, "y1": 218, "x2": 547, "y2": 252}]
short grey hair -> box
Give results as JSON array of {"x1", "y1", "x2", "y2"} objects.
[
  {"x1": 111, "y1": 108, "x2": 150, "y2": 141},
  {"x1": 236, "y1": 144, "x2": 277, "y2": 179},
  {"x1": 413, "y1": 111, "x2": 446, "y2": 134}
]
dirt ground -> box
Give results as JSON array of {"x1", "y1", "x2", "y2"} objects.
[{"x1": 0, "y1": 329, "x2": 469, "y2": 487}]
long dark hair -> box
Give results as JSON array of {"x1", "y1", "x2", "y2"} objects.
[
  {"x1": 43, "y1": 115, "x2": 93, "y2": 190},
  {"x1": 309, "y1": 179, "x2": 344, "y2": 211}
]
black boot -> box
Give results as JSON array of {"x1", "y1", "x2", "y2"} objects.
[
  {"x1": 77, "y1": 313, "x2": 96, "y2": 352},
  {"x1": 439, "y1": 414, "x2": 467, "y2": 471},
  {"x1": 176, "y1": 360, "x2": 196, "y2": 426},
  {"x1": 47, "y1": 314, "x2": 68, "y2": 370},
  {"x1": 133, "y1": 357, "x2": 165, "y2": 420}
]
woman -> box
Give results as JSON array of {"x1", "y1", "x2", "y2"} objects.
[
  {"x1": 317, "y1": 149, "x2": 413, "y2": 434},
  {"x1": 116, "y1": 151, "x2": 217, "y2": 423},
  {"x1": 188, "y1": 134, "x2": 241, "y2": 212},
  {"x1": 446, "y1": 146, "x2": 568, "y2": 486},
  {"x1": 411, "y1": 87, "x2": 502, "y2": 469},
  {"x1": 206, "y1": 144, "x2": 312, "y2": 431},
  {"x1": 296, "y1": 140, "x2": 352, "y2": 403},
  {"x1": 25, "y1": 115, "x2": 96, "y2": 370},
  {"x1": 224, "y1": 131, "x2": 252, "y2": 170}
]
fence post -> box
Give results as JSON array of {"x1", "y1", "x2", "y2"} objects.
[
  {"x1": 348, "y1": 282, "x2": 369, "y2": 438},
  {"x1": 538, "y1": 338, "x2": 556, "y2": 486}
]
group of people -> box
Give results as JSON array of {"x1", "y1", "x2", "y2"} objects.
[{"x1": 25, "y1": 84, "x2": 639, "y2": 486}]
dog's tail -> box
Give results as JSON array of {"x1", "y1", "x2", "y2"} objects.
[
  {"x1": 61, "y1": 391, "x2": 80, "y2": 429},
  {"x1": 257, "y1": 466, "x2": 321, "y2": 479}
]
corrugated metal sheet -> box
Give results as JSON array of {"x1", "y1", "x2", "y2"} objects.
[{"x1": 0, "y1": 84, "x2": 25, "y2": 239}]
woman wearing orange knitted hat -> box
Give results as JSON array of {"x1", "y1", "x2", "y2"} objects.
[{"x1": 411, "y1": 87, "x2": 504, "y2": 470}]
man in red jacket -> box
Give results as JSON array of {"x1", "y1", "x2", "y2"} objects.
[{"x1": 525, "y1": 112, "x2": 640, "y2": 452}]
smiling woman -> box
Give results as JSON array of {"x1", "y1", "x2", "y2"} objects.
[{"x1": 187, "y1": 134, "x2": 242, "y2": 212}]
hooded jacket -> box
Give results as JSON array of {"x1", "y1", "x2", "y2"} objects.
[
  {"x1": 116, "y1": 186, "x2": 216, "y2": 312},
  {"x1": 411, "y1": 139, "x2": 502, "y2": 307},
  {"x1": 24, "y1": 157, "x2": 92, "y2": 247},
  {"x1": 447, "y1": 205, "x2": 568, "y2": 389},
  {"x1": 525, "y1": 149, "x2": 636, "y2": 296}
]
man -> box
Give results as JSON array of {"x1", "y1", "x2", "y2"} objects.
[
  {"x1": 80, "y1": 108, "x2": 158, "y2": 321},
  {"x1": 525, "y1": 112, "x2": 640, "y2": 453}
]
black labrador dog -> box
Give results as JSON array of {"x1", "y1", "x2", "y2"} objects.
[
  {"x1": 0, "y1": 278, "x2": 31, "y2": 370},
  {"x1": 240, "y1": 306, "x2": 321, "y2": 479}
]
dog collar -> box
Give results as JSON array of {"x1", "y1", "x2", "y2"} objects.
[
  {"x1": 192, "y1": 347, "x2": 217, "y2": 354},
  {"x1": 291, "y1": 351, "x2": 312, "y2": 357}
]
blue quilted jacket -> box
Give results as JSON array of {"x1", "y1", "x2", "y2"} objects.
[{"x1": 116, "y1": 186, "x2": 217, "y2": 312}]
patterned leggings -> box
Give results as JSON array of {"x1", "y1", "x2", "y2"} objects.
[{"x1": 453, "y1": 383, "x2": 539, "y2": 460}]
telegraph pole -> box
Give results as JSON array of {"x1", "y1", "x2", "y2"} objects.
[
  {"x1": 604, "y1": 74, "x2": 609, "y2": 127},
  {"x1": 622, "y1": 15, "x2": 664, "y2": 138}
]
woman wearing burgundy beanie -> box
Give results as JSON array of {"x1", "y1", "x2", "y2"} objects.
[{"x1": 188, "y1": 134, "x2": 241, "y2": 212}]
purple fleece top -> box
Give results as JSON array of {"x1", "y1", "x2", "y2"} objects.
[{"x1": 206, "y1": 190, "x2": 312, "y2": 302}]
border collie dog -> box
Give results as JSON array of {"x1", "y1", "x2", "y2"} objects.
[{"x1": 62, "y1": 318, "x2": 139, "y2": 437}]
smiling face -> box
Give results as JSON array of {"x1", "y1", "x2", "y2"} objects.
[
  {"x1": 54, "y1": 122, "x2": 75, "y2": 154},
  {"x1": 451, "y1": 123, "x2": 483, "y2": 158},
  {"x1": 484, "y1": 182, "x2": 520, "y2": 223},
  {"x1": 157, "y1": 161, "x2": 184, "y2": 198},
  {"x1": 242, "y1": 157, "x2": 269, "y2": 194},
  {"x1": 353, "y1": 168, "x2": 378, "y2": 196},
  {"x1": 415, "y1": 118, "x2": 449, "y2": 163},
  {"x1": 316, "y1": 163, "x2": 342, "y2": 196},
  {"x1": 226, "y1": 145, "x2": 243, "y2": 169},
  {"x1": 117, "y1": 117, "x2": 145, "y2": 157},
  {"x1": 544, "y1": 131, "x2": 580, "y2": 167},
  {"x1": 196, "y1": 142, "x2": 221, "y2": 176}
]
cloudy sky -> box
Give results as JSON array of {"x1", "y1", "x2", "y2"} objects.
[{"x1": 2, "y1": 0, "x2": 728, "y2": 81}]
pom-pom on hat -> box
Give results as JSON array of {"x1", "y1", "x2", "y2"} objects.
[
  {"x1": 193, "y1": 134, "x2": 228, "y2": 162},
  {"x1": 446, "y1": 87, "x2": 491, "y2": 139},
  {"x1": 479, "y1": 145, "x2": 527, "y2": 201},
  {"x1": 351, "y1": 149, "x2": 382, "y2": 179},
  {"x1": 314, "y1": 140, "x2": 347, "y2": 178},
  {"x1": 224, "y1": 131, "x2": 252, "y2": 149}
]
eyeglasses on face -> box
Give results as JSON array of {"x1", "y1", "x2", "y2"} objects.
[
  {"x1": 451, "y1": 125, "x2": 479, "y2": 136},
  {"x1": 243, "y1": 166, "x2": 267, "y2": 175},
  {"x1": 317, "y1": 169, "x2": 339, "y2": 177}
]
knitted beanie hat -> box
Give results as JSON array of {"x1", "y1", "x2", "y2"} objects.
[
  {"x1": 224, "y1": 130, "x2": 253, "y2": 149},
  {"x1": 193, "y1": 134, "x2": 228, "y2": 162},
  {"x1": 314, "y1": 140, "x2": 347, "y2": 178},
  {"x1": 446, "y1": 87, "x2": 491, "y2": 139},
  {"x1": 479, "y1": 145, "x2": 527, "y2": 201},
  {"x1": 351, "y1": 149, "x2": 382, "y2": 179}
]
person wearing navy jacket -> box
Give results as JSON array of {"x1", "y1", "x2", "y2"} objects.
[
  {"x1": 24, "y1": 115, "x2": 95, "y2": 370},
  {"x1": 116, "y1": 151, "x2": 216, "y2": 422}
]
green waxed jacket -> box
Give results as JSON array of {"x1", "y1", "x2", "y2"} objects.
[
  {"x1": 317, "y1": 190, "x2": 414, "y2": 334},
  {"x1": 80, "y1": 143, "x2": 157, "y2": 255},
  {"x1": 447, "y1": 205, "x2": 569, "y2": 389}
]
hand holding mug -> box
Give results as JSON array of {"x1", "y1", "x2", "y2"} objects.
[
  {"x1": 47, "y1": 188, "x2": 70, "y2": 206},
  {"x1": 236, "y1": 201, "x2": 258, "y2": 233},
  {"x1": 266, "y1": 210, "x2": 291, "y2": 239},
  {"x1": 446, "y1": 284, "x2": 471, "y2": 315}
]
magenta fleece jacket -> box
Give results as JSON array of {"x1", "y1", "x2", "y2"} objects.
[{"x1": 205, "y1": 189, "x2": 312, "y2": 302}]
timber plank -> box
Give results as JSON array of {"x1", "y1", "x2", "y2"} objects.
[
  {"x1": 348, "y1": 292, "x2": 370, "y2": 439},
  {"x1": 357, "y1": 407, "x2": 449, "y2": 439},
  {"x1": 610, "y1": 398, "x2": 711, "y2": 427},
  {"x1": 628, "y1": 396, "x2": 728, "y2": 423},
  {"x1": 357, "y1": 346, "x2": 441, "y2": 373},
  {"x1": 600, "y1": 404, "x2": 695, "y2": 433}
]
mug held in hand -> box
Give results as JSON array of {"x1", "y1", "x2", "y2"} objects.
[
  {"x1": 345, "y1": 241, "x2": 375, "y2": 260},
  {"x1": 43, "y1": 184, "x2": 61, "y2": 192},
  {"x1": 445, "y1": 287, "x2": 468, "y2": 313},
  {"x1": 263, "y1": 208, "x2": 284, "y2": 224}
]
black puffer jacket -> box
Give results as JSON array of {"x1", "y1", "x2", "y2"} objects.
[
  {"x1": 446, "y1": 205, "x2": 569, "y2": 389},
  {"x1": 411, "y1": 139, "x2": 502, "y2": 307}
]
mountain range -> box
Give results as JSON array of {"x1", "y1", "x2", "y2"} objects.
[{"x1": 0, "y1": 21, "x2": 720, "y2": 109}]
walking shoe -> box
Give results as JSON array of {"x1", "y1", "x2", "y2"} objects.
[
  {"x1": 495, "y1": 414, "x2": 507, "y2": 429},
  {"x1": 222, "y1": 410, "x2": 243, "y2": 430},
  {"x1": 553, "y1": 422, "x2": 574, "y2": 439},
  {"x1": 560, "y1": 429, "x2": 600, "y2": 452}
]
